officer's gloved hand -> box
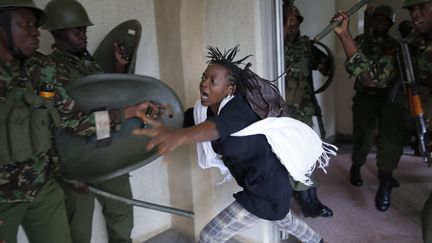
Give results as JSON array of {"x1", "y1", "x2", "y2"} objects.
[
  {"x1": 113, "y1": 41, "x2": 130, "y2": 73},
  {"x1": 124, "y1": 101, "x2": 161, "y2": 120}
]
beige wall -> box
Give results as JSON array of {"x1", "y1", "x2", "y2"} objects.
[{"x1": 175, "y1": 1, "x2": 279, "y2": 241}]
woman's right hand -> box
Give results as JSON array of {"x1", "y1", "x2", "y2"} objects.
[{"x1": 132, "y1": 110, "x2": 187, "y2": 155}]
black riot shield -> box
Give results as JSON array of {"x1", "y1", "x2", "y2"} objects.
[
  {"x1": 93, "y1": 19, "x2": 141, "y2": 73},
  {"x1": 54, "y1": 74, "x2": 184, "y2": 182}
]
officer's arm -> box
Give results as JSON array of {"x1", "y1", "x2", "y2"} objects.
[{"x1": 333, "y1": 11, "x2": 358, "y2": 58}]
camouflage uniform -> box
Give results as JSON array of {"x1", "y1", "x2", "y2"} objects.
[
  {"x1": 284, "y1": 35, "x2": 330, "y2": 127},
  {"x1": 49, "y1": 47, "x2": 134, "y2": 243},
  {"x1": 406, "y1": 31, "x2": 432, "y2": 243},
  {"x1": 407, "y1": 33, "x2": 432, "y2": 129},
  {"x1": 344, "y1": 33, "x2": 400, "y2": 171},
  {"x1": 0, "y1": 56, "x2": 75, "y2": 243},
  {"x1": 284, "y1": 34, "x2": 333, "y2": 218}
]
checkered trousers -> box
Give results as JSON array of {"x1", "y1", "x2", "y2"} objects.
[{"x1": 199, "y1": 201, "x2": 321, "y2": 243}]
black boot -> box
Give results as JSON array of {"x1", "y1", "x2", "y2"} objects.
[
  {"x1": 375, "y1": 170, "x2": 393, "y2": 212},
  {"x1": 350, "y1": 165, "x2": 363, "y2": 186},
  {"x1": 294, "y1": 187, "x2": 333, "y2": 218}
]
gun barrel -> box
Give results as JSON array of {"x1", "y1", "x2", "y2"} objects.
[
  {"x1": 314, "y1": 0, "x2": 370, "y2": 42},
  {"x1": 400, "y1": 42, "x2": 416, "y2": 83}
]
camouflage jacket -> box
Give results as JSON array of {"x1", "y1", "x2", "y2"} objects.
[
  {"x1": 0, "y1": 57, "x2": 53, "y2": 202},
  {"x1": 345, "y1": 33, "x2": 399, "y2": 93},
  {"x1": 406, "y1": 32, "x2": 432, "y2": 87},
  {"x1": 49, "y1": 48, "x2": 103, "y2": 82},
  {"x1": 0, "y1": 51, "x2": 122, "y2": 203},
  {"x1": 284, "y1": 35, "x2": 330, "y2": 123},
  {"x1": 49, "y1": 48, "x2": 123, "y2": 135}
]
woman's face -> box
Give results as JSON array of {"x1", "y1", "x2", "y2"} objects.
[{"x1": 199, "y1": 64, "x2": 234, "y2": 114}]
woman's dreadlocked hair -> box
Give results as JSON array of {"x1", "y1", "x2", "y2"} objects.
[
  {"x1": 206, "y1": 46, "x2": 253, "y2": 96},
  {"x1": 207, "y1": 45, "x2": 293, "y2": 118}
]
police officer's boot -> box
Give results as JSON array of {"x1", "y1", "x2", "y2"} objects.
[
  {"x1": 375, "y1": 170, "x2": 393, "y2": 212},
  {"x1": 295, "y1": 187, "x2": 333, "y2": 218},
  {"x1": 350, "y1": 164, "x2": 363, "y2": 186}
]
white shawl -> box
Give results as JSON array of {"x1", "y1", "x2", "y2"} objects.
[{"x1": 193, "y1": 97, "x2": 337, "y2": 185}]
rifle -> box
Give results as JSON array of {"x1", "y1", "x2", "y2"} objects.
[
  {"x1": 310, "y1": 79, "x2": 326, "y2": 139},
  {"x1": 397, "y1": 41, "x2": 432, "y2": 165}
]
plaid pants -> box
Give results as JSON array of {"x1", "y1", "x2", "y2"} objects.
[{"x1": 199, "y1": 201, "x2": 321, "y2": 243}]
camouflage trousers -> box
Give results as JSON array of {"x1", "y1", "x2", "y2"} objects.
[{"x1": 0, "y1": 178, "x2": 72, "y2": 243}]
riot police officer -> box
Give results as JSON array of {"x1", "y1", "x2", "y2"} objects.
[
  {"x1": 333, "y1": 5, "x2": 401, "y2": 212},
  {"x1": 283, "y1": 3, "x2": 334, "y2": 218},
  {"x1": 399, "y1": 0, "x2": 432, "y2": 241},
  {"x1": 42, "y1": 0, "x2": 134, "y2": 242},
  {"x1": 0, "y1": 1, "x2": 72, "y2": 242}
]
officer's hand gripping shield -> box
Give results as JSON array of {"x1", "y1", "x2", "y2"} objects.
[{"x1": 54, "y1": 74, "x2": 184, "y2": 182}]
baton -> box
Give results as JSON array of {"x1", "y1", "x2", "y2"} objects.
[
  {"x1": 314, "y1": 0, "x2": 370, "y2": 41},
  {"x1": 63, "y1": 178, "x2": 194, "y2": 218}
]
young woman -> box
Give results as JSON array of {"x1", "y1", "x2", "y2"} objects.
[{"x1": 134, "y1": 46, "x2": 328, "y2": 243}]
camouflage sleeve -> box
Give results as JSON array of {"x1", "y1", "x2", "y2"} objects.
[
  {"x1": 43, "y1": 64, "x2": 124, "y2": 136},
  {"x1": 53, "y1": 84, "x2": 124, "y2": 136},
  {"x1": 344, "y1": 51, "x2": 398, "y2": 88}
]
